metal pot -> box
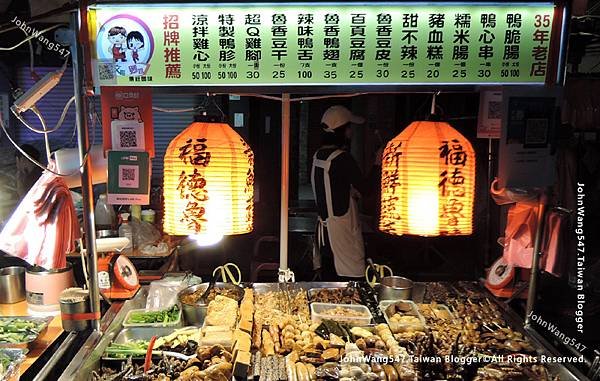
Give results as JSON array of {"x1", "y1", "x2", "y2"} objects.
[
  {"x1": 177, "y1": 282, "x2": 243, "y2": 325},
  {"x1": 0, "y1": 267, "x2": 25, "y2": 303},
  {"x1": 378, "y1": 276, "x2": 413, "y2": 301}
]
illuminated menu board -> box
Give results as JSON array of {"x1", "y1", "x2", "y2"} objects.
[{"x1": 92, "y1": 3, "x2": 556, "y2": 86}]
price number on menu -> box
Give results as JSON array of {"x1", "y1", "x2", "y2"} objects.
[
  {"x1": 192, "y1": 71, "x2": 212, "y2": 80},
  {"x1": 350, "y1": 70, "x2": 364, "y2": 79},
  {"x1": 272, "y1": 70, "x2": 286, "y2": 79},
  {"x1": 297, "y1": 70, "x2": 312, "y2": 79},
  {"x1": 218, "y1": 71, "x2": 238, "y2": 80},
  {"x1": 500, "y1": 69, "x2": 521, "y2": 78},
  {"x1": 324, "y1": 70, "x2": 337, "y2": 79}
]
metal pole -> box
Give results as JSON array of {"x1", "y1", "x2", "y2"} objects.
[
  {"x1": 484, "y1": 138, "x2": 493, "y2": 267},
  {"x1": 70, "y1": 10, "x2": 100, "y2": 330},
  {"x1": 279, "y1": 93, "x2": 290, "y2": 280},
  {"x1": 524, "y1": 193, "x2": 547, "y2": 326}
]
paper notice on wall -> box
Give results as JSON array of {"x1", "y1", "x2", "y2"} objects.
[
  {"x1": 477, "y1": 89, "x2": 503, "y2": 139},
  {"x1": 101, "y1": 86, "x2": 155, "y2": 157}
]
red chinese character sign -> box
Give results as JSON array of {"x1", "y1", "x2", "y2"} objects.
[
  {"x1": 379, "y1": 121, "x2": 475, "y2": 236},
  {"x1": 163, "y1": 122, "x2": 254, "y2": 243}
]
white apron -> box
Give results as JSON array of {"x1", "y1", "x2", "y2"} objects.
[{"x1": 311, "y1": 149, "x2": 366, "y2": 277}]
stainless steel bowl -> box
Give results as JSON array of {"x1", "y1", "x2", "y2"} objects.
[
  {"x1": 0, "y1": 267, "x2": 25, "y2": 304},
  {"x1": 378, "y1": 276, "x2": 413, "y2": 301},
  {"x1": 177, "y1": 282, "x2": 243, "y2": 325},
  {"x1": 96, "y1": 229, "x2": 118, "y2": 238}
]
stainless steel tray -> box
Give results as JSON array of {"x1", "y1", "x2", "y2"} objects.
[
  {"x1": 251, "y1": 281, "x2": 349, "y2": 294},
  {"x1": 102, "y1": 327, "x2": 178, "y2": 360},
  {"x1": 0, "y1": 316, "x2": 53, "y2": 349},
  {"x1": 112, "y1": 327, "x2": 176, "y2": 344}
]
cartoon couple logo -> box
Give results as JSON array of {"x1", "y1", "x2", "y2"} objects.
[
  {"x1": 107, "y1": 27, "x2": 144, "y2": 64},
  {"x1": 97, "y1": 14, "x2": 154, "y2": 77}
]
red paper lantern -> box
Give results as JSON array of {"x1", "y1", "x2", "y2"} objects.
[
  {"x1": 163, "y1": 122, "x2": 254, "y2": 240},
  {"x1": 379, "y1": 121, "x2": 475, "y2": 236}
]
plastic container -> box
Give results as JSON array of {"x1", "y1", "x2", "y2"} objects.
[
  {"x1": 122, "y1": 307, "x2": 182, "y2": 328},
  {"x1": 0, "y1": 348, "x2": 26, "y2": 381},
  {"x1": 118, "y1": 213, "x2": 133, "y2": 254},
  {"x1": 379, "y1": 300, "x2": 427, "y2": 334},
  {"x1": 310, "y1": 302, "x2": 372, "y2": 326},
  {"x1": 95, "y1": 194, "x2": 116, "y2": 231},
  {"x1": 54, "y1": 145, "x2": 107, "y2": 188},
  {"x1": 131, "y1": 205, "x2": 142, "y2": 221},
  {"x1": 141, "y1": 209, "x2": 156, "y2": 224}
]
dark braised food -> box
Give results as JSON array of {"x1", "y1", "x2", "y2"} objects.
[
  {"x1": 180, "y1": 287, "x2": 239, "y2": 304},
  {"x1": 309, "y1": 287, "x2": 362, "y2": 304}
]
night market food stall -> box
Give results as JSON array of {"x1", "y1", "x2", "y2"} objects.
[{"x1": 0, "y1": 0, "x2": 596, "y2": 380}]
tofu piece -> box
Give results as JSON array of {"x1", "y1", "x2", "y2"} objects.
[
  {"x1": 201, "y1": 330, "x2": 233, "y2": 349},
  {"x1": 206, "y1": 295, "x2": 238, "y2": 327},
  {"x1": 240, "y1": 301, "x2": 254, "y2": 315},
  {"x1": 234, "y1": 335, "x2": 252, "y2": 353},
  {"x1": 238, "y1": 318, "x2": 253, "y2": 334},
  {"x1": 233, "y1": 329, "x2": 252, "y2": 351},
  {"x1": 202, "y1": 325, "x2": 231, "y2": 334},
  {"x1": 233, "y1": 351, "x2": 251, "y2": 378}
]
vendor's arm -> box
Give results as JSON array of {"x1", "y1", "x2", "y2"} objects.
[{"x1": 340, "y1": 152, "x2": 381, "y2": 196}]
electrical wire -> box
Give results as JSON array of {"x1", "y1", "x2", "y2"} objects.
[
  {"x1": 12, "y1": 96, "x2": 75, "y2": 134},
  {"x1": 0, "y1": 24, "x2": 64, "y2": 51},
  {"x1": 30, "y1": 106, "x2": 51, "y2": 161},
  {"x1": 0, "y1": 109, "x2": 96, "y2": 177},
  {"x1": 290, "y1": 93, "x2": 368, "y2": 102},
  {"x1": 151, "y1": 106, "x2": 198, "y2": 113}
]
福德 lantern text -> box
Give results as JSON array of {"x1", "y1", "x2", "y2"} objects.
[
  {"x1": 163, "y1": 122, "x2": 254, "y2": 241},
  {"x1": 379, "y1": 121, "x2": 475, "y2": 237}
]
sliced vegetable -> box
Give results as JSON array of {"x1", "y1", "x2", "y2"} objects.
[{"x1": 125, "y1": 305, "x2": 180, "y2": 325}]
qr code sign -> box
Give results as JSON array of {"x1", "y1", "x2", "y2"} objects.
[
  {"x1": 488, "y1": 101, "x2": 502, "y2": 120},
  {"x1": 119, "y1": 130, "x2": 139, "y2": 148},
  {"x1": 98, "y1": 62, "x2": 116, "y2": 81},
  {"x1": 119, "y1": 165, "x2": 139, "y2": 188}
]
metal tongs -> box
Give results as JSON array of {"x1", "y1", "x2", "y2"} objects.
[
  {"x1": 199, "y1": 271, "x2": 219, "y2": 303},
  {"x1": 365, "y1": 258, "x2": 393, "y2": 287}
]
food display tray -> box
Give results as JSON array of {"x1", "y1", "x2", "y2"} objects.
[
  {"x1": 379, "y1": 300, "x2": 427, "y2": 333},
  {"x1": 122, "y1": 308, "x2": 182, "y2": 328},
  {"x1": 102, "y1": 327, "x2": 177, "y2": 360},
  {"x1": 311, "y1": 302, "x2": 372, "y2": 326},
  {"x1": 0, "y1": 316, "x2": 53, "y2": 349}
]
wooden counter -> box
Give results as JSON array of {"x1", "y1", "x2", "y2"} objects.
[{"x1": 0, "y1": 301, "x2": 64, "y2": 375}]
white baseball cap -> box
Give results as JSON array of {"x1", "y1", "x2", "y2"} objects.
[{"x1": 321, "y1": 105, "x2": 365, "y2": 131}]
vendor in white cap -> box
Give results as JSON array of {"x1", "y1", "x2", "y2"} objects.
[{"x1": 311, "y1": 105, "x2": 381, "y2": 281}]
